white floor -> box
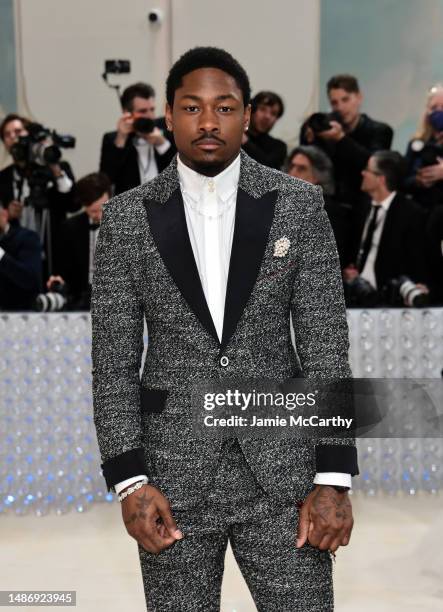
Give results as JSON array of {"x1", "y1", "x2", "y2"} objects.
[{"x1": 1, "y1": 494, "x2": 443, "y2": 612}]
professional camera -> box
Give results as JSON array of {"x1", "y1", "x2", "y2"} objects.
[
  {"x1": 10, "y1": 122, "x2": 75, "y2": 167},
  {"x1": 10, "y1": 122, "x2": 75, "y2": 211},
  {"x1": 132, "y1": 117, "x2": 155, "y2": 134},
  {"x1": 34, "y1": 281, "x2": 68, "y2": 312},
  {"x1": 409, "y1": 139, "x2": 443, "y2": 167},
  {"x1": 306, "y1": 111, "x2": 343, "y2": 135},
  {"x1": 344, "y1": 276, "x2": 379, "y2": 307},
  {"x1": 381, "y1": 276, "x2": 429, "y2": 308}
]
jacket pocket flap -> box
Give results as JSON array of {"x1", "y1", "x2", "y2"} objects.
[{"x1": 140, "y1": 388, "x2": 169, "y2": 413}]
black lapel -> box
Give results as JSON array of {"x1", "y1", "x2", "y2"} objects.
[
  {"x1": 144, "y1": 188, "x2": 219, "y2": 344},
  {"x1": 221, "y1": 188, "x2": 278, "y2": 352}
]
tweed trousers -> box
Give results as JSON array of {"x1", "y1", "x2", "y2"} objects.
[{"x1": 137, "y1": 438, "x2": 333, "y2": 612}]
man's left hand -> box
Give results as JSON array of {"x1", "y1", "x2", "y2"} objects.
[
  {"x1": 296, "y1": 484, "x2": 354, "y2": 553},
  {"x1": 143, "y1": 127, "x2": 166, "y2": 147}
]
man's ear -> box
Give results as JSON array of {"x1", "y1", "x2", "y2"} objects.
[{"x1": 165, "y1": 103, "x2": 173, "y2": 131}]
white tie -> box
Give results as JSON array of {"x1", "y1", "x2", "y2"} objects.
[{"x1": 204, "y1": 178, "x2": 224, "y2": 341}]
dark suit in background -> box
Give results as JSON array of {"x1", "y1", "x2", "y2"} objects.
[
  {"x1": 99, "y1": 117, "x2": 176, "y2": 195},
  {"x1": 242, "y1": 131, "x2": 287, "y2": 170},
  {"x1": 426, "y1": 204, "x2": 443, "y2": 304},
  {"x1": 57, "y1": 212, "x2": 95, "y2": 310},
  {"x1": 0, "y1": 223, "x2": 42, "y2": 310},
  {"x1": 347, "y1": 192, "x2": 428, "y2": 290}
]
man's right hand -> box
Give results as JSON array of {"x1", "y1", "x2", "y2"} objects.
[
  {"x1": 7, "y1": 200, "x2": 23, "y2": 220},
  {"x1": 114, "y1": 113, "x2": 135, "y2": 148},
  {"x1": 121, "y1": 483, "x2": 183, "y2": 554}
]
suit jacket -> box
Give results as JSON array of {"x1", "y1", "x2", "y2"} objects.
[
  {"x1": 91, "y1": 152, "x2": 358, "y2": 504},
  {"x1": 99, "y1": 117, "x2": 176, "y2": 195},
  {"x1": 347, "y1": 192, "x2": 428, "y2": 289},
  {"x1": 57, "y1": 211, "x2": 92, "y2": 306},
  {"x1": 0, "y1": 223, "x2": 42, "y2": 310}
]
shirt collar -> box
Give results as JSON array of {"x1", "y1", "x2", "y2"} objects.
[
  {"x1": 372, "y1": 190, "x2": 396, "y2": 211},
  {"x1": 177, "y1": 153, "x2": 240, "y2": 204}
]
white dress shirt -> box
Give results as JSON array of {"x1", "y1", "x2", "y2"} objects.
[
  {"x1": 133, "y1": 137, "x2": 171, "y2": 184},
  {"x1": 360, "y1": 191, "x2": 396, "y2": 290},
  {"x1": 114, "y1": 154, "x2": 351, "y2": 494}
]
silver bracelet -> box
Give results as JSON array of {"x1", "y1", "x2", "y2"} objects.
[{"x1": 117, "y1": 478, "x2": 149, "y2": 502}]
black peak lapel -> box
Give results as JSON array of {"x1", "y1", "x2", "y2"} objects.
[
  {"x1": 144, "y1": 188, "x2": 219, "y2": 344},
  {"x1": 221, "y1": 188, "x2": 278, "y2": 352}
]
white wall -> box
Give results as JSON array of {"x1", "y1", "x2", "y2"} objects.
[
  {"x1": 171, "y1": 0, "x2": 320, "y2": 153},
  {"x1": 14, "y1": 0, "x2": 320, "y2": 177}
]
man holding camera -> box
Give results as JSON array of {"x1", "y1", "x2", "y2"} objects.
[
  {"x1": 301, "y1": 75, "x2": 393, "y2": 205},
  {"x1": 343, "y1": 151, "x2": 429, "y2": 306},
  {"x1": 100, "y1": 82, "x2": 176, "y2": 195},
  {"x1": 0, "y1": 113, "x2": 77, "y2": 275}
]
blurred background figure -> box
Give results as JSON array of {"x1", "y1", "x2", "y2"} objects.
[
  {"x1": 405, "y1": 83, "x2": 443, "y2": 212},
  {"x1": 242, "y1": 90, "x2": 287, "y2": 169},
  {"x1": 287, "y1": 144, "x2": 351, "y2": 266},
  {"x1": 343, "y1": 150, "x2": 429, "y2": 307},
  {"x1": 300, "y1": 74, "x2": 394, "y2": 206},
  {"x1": 99, "y1": 82, "x2": 176, "y2": 195},
  {"x1": 0, "y1": 205, "x2": 42, "y2": 311},
  {"x1": 426, "y1": 204, "x2": 443, "y2": 305},
  {"x1": 47, "y1": 172, "x2": 111, "y2": 311},
  {"x1": 0, "y1": 113, "x2": 77, "y2": 276}
]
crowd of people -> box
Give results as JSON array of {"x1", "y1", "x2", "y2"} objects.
[{"x1": 0, "y1": 73, "x2": 442, "y2": 310}]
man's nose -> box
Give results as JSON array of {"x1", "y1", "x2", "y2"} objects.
[{"x1": 198, "y1": 108, "x2": 220, "y2": 132}]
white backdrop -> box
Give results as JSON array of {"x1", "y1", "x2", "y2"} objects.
[{"x1": 13, "y1": 0, "x2": 320, "y2": 177}]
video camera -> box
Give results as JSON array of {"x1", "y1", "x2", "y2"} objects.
[
  {"x1": 10, "y1": 122, "x2": 75, "y2": 210},
  {"x1": 306, "y1": 111, "x2": 343, "y2": 135}
]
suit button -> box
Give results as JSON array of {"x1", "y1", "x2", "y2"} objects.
[{"x1": 220, "y1": 356, "x2": 229, "y2": 367}]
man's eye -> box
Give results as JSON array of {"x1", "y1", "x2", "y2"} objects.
[
  {"x1": 219, "y1": 106, "x2": 233, "y2": 112},
  {"x1": 185, "y1": 106, "x2": 199, "y2": 112}
]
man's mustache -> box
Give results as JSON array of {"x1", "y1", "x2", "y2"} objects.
[{"x1": 192, "y1": 133, "x2": 225, "y2": 145}]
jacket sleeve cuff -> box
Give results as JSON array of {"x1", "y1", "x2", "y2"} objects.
[
  {"x1": 315, "y1": 444, "x2": 359, "y2": 476},
  {"x1": 101, "y1": 447, "x2": 147, "y2": 492},
  {"x1": 313, "y1": 472, "x2": 352, "y2": 488}
]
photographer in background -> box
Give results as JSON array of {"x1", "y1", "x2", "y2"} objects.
[
  {"x1": 287, "y1": 145, "x2": 351, "y2": 266},
  {"x1": 300, "y1": 75, "x2": 393, "y2": 204},
  {"x1": 343, "y1": 151, "x2": 429, "y2": 307},
  {"x1": 100, "y1": 82, "x2": 176, "y2": 194},
  {"x1": 405, "y1": 84, "x2": 443, "y2": 211},
  {"x1": 242, "y1": 91, "x2": 287, "y2": 169},
  {"x1": 0, "y1": 113, "x2": 77, "y2": 275},
  {"x1": 0, "y1": 205, "x2": 42, "y2": 311},
  {"x1": 47, "y1": 172, "x2": 111, "y2": 311}
]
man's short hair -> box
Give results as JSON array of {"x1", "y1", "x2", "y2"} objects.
[
  {"x1": 251, "y1": 91, "x2": 284, "y2": 118},
  {"x1": 288, "y1": 145, "x2": 335, "y2": 194},
  {"x1": 74, "y1": 172, "x2": 111, "y2": 208},
  {"x1": 0, "y1": 113, "x2": 30, "y2": 141},
  {"x1": 372, "y1": 150, "x2": 406, "y2": 192},
  {"x1": 166, "y1": 46, "x2": 251, "y2": 107},
  {"x1": 327, "y1": 74, "x2": 360, "y2": 94},
  {"x1": 120, "y1": 82, "x2": 156, "y2": 112}
]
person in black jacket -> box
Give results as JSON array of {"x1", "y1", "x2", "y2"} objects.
[
  {"x1": 343, "y1": 151, "x2": 429, "y2": 305},
  {"x1": 242, "y1": 91, "x2": 287, "y2": 169},
  {"x1": 48, "y1": 172, "x2": 112, "y2": 310},
  {"x1": 404, "y1": 83, "x2": 443, "y2": 211},
  {"x1": 300, "y1": 75, "x2": 393, "y2": 205},
  {"x1": 0, "y1": 206, "x2": 42, "y2": 311},
  {"x1": 99, "y1": 82, "x2": 176, "y2": 194},
  {"x1": 0, "y1": 113, "x2": 77, "y2": 276},
  {"x1": 426, "y1": 204, "x2": 443, "y2": 304}
]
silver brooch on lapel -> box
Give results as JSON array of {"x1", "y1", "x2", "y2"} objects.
[{"x1": 273, "y1": 237, "x2": 291, "y2": 258}]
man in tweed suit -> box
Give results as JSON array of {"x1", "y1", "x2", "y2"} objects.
[{"x1": 92, "y1": 47, "x2": 358, "y2": 611}]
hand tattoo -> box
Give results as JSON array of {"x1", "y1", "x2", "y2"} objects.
[
  {"x1": 123, "y1": 490, "x2": 154, "y2": 526},
  {"x1": 312, "y1": 487, "x2": 351, "y2": 523}
]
